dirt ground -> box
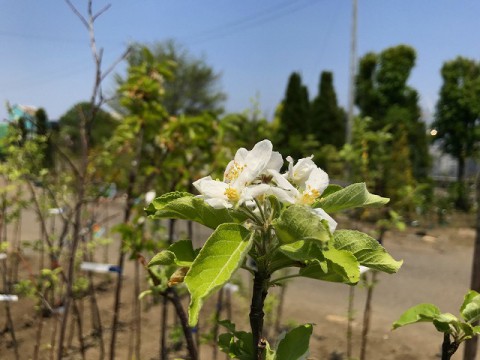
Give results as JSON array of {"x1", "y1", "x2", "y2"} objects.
[{"x1": 0, "y1": 204, "x2": 479, "y2": 360}]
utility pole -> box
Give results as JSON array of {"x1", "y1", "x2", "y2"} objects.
[{"x1": 346, "y1": 0, "x2": 357, "y2": 145}]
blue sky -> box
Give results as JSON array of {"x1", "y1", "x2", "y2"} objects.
[{"x1": 1, "y1": 0, "x2": 479, "y2": 123}]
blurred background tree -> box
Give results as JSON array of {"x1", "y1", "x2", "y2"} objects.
[
  {"x1": 432, "y1": 56, "x2": 480, "y2": 210},
  {"x1": 309, "y1": 71, "x2": 346, "y2": 149},
  {"x1": 34, "y1": 108, "x2": 54, "y2": 169},
  {"x1": 353, "y1": 45, "x2": 431, "y2": 213},
  {"x1": 274, "y1": 72, "x2": 311, "y2": 160},
  {"x1": 58, "y1": 101, "x2": 119, "y2": 154},
  {"x1": 122, "y1": 40, "x2": 226, "y2": 117}
]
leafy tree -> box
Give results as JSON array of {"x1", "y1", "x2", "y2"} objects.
[
  {"x1": 123, "y1": 40, "x2": 226, "y2": 116},
  {"x1": 276, "y1": 72, "x2": 311, "y2": 160},
  {"x1": 310, "y1": 71, "x2": 346, "y2": 148},
  {"x1": 355, "y1": 45, "x2": 430, "y2": 183},
  {"x1": 58, "y1": 102, "x2": 118, "y2": 153},
  {"x1": 432, "y1": 57, "x2": 480, "y2": 210}
]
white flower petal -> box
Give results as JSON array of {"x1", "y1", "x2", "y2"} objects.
[
  {"x1": 305, "y1": 167, "x2": 329, "y2": 194},
  {"x1": 267, "y1": 187, "x2": 296, "y2": 204},
  {"x1": 291, "y1": 156, "x2": 316, "y2": 184},
  {"x1": 312, "y1": 208, "x2": 337, "y2": 233},
  {"x1": 234, "y1": 148, "x2": 249, "y2": 163},
  {"x1": 245, "y1": 184, "x2": 271, "y2": 199},
  {"x1": 240, "y1": 140, "x2": 273, "y2": 182},
  {"x1": 286, "y1": 156, "x2": 294, "y2": 179},
  {"x1": 205, "y1": 198, "x2": 232, "y2": 209},
  {"x1": 193, "y1": 176, "x2": 228, "y2": 198},
  {"x1": 268, "y1": 169, "x2": 296, "y2": 191},
  {"x1": 266, "y1": 151, "x2": 284, "y2": 172}
]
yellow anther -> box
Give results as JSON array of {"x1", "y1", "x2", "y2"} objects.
[
  {"x1": 224, "y1": 187, "x2": 240, "y2": 202},
  {"x1": 300, "y1": 187, "x2": 320, "y2": 205},
  {"x1": 225, "y1": 161, "x2": 246, "y2": 181}
]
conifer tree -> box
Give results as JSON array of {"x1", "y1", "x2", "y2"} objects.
[
  {"x1": 310, "y1": 71, "x2": 345, "y2": 148},
  {"x1": 276, "y1": 72, "x2": 310, "y2": 160},
  {"x1": 35, "y1": 108, "x2": 54, "y2": 169}
]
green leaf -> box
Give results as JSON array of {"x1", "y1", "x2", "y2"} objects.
[
  {"x1": 321, "y1": 184, "x2": 343, "y2": 198},
  {"x1": 299, "y1": 248, "x2": 360, "y2": 284},
  {"x1": 333, "y1": 230, "x2": 402, "y2": 274},
  {"x1": 218, "y1": 333, "x2": 236, "y2": 357},
  {"x1": 218, "y1": 319, "x2": 237, "y2": 333},
  {"x1": 314, "y1": 183, "x2": 389, "y2": 213},
  {"x1": 279, "y1": 239, "x2": 325, "y2": 262},
  {"x1": 138, "y1": 290, "x2": 152, "y2": 300},
  {"x1": 460, "y1": 290, "x2": 480, "y2": 323},
  {"x1": 392, "y1": 303, "x2": 441, "y2": 329},
  {"x1": 276, "y1": 324, "x2": 313, "y2": 360},
  {"x1": 273, "y1": 205, "x2": 331, "y2": 245},
  {"x1": 185, "y1": 224, "x2": 253, "y2": 326},
  {"x1": 145, "y1": 191, "x2": 192, "y2": 214},
  {"x1": 432, "y1": 313, "x2": 459, "y2": 333},
  {"x1": 457, "y1": 322, "x2": 474, "y2": 340},
  {"x1": 148, "y1": 240, "x2": 196, "y2": 267},
  {"x1": 473, "y1": 326, "x2": 480, "y2": 334},
  {"x1": 264, "y1": 340, "x2": 276, "y2": 360},
  {"x1": 218, "y1": 320, "x2": 254, "y2": 360},
  {"x1": 269, "y1": 250, "x2": 300, "y2": 273},
  {"x1": 323, "y1": 248, "x2": 360, "y2": 284},
  {"x1": 147, "y1": 192, "x2": 246, "y2": 229}
]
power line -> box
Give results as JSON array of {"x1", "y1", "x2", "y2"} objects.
[
  {"x1": 0, "y1": 30, "x2": 124, "y2": 46},
  {"x1": 183, "y1": 0, "x2": 301, "y2": 42},
  {"x1": 186, "y1": 0, "x2": 323, "y2": 45}
]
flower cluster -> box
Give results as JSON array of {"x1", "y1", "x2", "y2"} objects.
[{"x1": 193, "y1": 139, "x2": 337, "y2": 232}]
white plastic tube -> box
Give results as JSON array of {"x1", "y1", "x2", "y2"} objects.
[
  {"x1": 0, "y1": 294, "x2": 18, "y2": 302},
  {"x1": 360, "y1": 265, "x2": 371, "y2": 275},
  {"x1": 0, "y1": 253, "x2": 7, "y2": 260},
  {"x1": 80, "y1": 262, "x2": 121, "y2": 274}
]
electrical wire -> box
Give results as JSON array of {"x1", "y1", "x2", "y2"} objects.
[{"x1": 187, "y1": 0, "x2": 323, "y2": 45}]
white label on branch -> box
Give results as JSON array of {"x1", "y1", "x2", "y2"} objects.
[
  {"x1": 80, "y1": 262, "x2": 121, "y2": 274},
  {"x1": 48, "y1": 208, "x2": 64, "y2": 215},
  {"x1": 0, "y1": 253, "x2": 7, "y2": 260},
  {"x1": 0, "y1": 294, "x2": 18, "y2": 302}
]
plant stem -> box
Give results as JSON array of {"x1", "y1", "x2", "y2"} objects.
[
  {"x1": 168, "y1": 288, "x2": 198, "y2": 360},
  {"x1": 160, "y1": 294, "x2": 169, "y2": 360},
  {"x1": 274, "y1": 281, "x2": 287, "y2": 335},
  {"x1": 360, "y1": 271, "x2": 377, "y2": 360},
  {"x1": 442, "y1": 333, "x2": 459, "y2": 360},
  {"x1": 249, "y1": 271, "x2": 270, "y2": 360},
  {"x1": 346, "y1": 286, "x2": 355, "y2": 359},
  {"x1": 212, "y1": 287, "x2": 224, "y2": 360}
]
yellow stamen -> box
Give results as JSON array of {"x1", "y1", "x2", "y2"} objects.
[
  {"x1": 224, "y1": 187, "x2": 240, "y2": 202},
  {"x1": 301, "y1": 186, "x2": 320, "y2": 205},
  {"x1": 225, "y1": 161, "x2": 247, "y2": 181}
]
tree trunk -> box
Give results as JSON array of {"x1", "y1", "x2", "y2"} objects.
[
  {"x1": 456, "y1": 154, "x2": 469, "y2": 210},
  {"x1": 249, "y1": 271, "x2": 270, "y2": 360}
]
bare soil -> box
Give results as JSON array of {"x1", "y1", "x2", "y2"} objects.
[{"x1": 0, "y1": 206, "x2": 478, "y2": 359}]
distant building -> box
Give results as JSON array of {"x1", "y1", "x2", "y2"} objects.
[
  {"x1": 7, "y1": 104, "x2": 38, "y2": 131},
  {"x1": 429, "y1": 142, "x2": 479, "y2": 183}
]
